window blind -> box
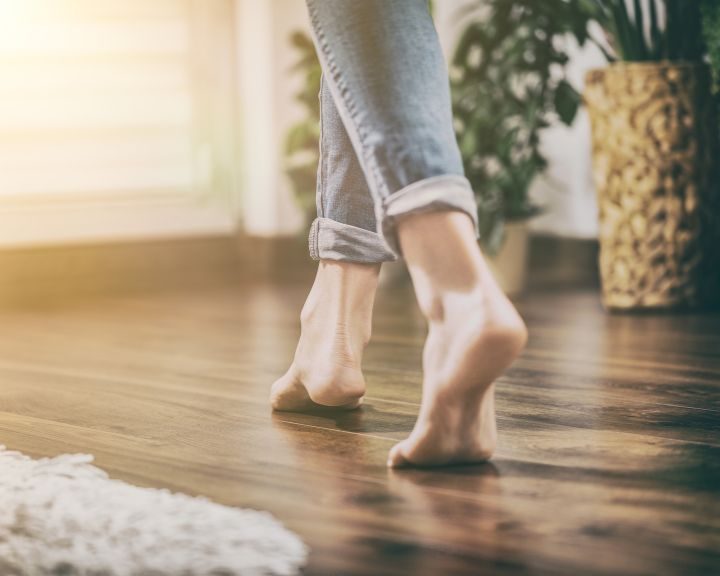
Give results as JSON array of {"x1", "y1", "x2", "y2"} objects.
[
  {"x1": 0, "y1": 0, "x2": 199, "y2": 200},
  {"x1": 0, "y1": 0, "x2": 239, "y2": 247}
]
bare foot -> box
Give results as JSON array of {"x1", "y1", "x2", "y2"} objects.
[
  {"x1": 387, "y1": 211, "x2": 527, "y2": 468},
  {"x1": 271, "y1": 261, "x2": 379, "y2": 411}
]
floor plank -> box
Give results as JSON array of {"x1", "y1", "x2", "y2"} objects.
[{"x1": 0, "y1": 282, "x2": 718, "y2": 575}]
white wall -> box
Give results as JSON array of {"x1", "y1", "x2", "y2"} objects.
[
  {"x1": 528, "y1": 41, "x2": 605, "y2": 239},
  {"x1": 245, "y1": 0, "x2": 604, "y2": 239},
  {"x1": 237, "y1": 0, "x2": 306, "y2": 237}
]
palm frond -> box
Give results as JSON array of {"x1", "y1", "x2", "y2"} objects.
[{"x1": 593, "y1": 0, "x2": 707, "y2": 63}]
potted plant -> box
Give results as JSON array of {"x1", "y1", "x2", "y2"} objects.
[
  {"x1": 583, "y1": 0, "x2": 720, "y2": 310},
  {"x1": 451, "y1": 0, "x2": 593, "y2": 295},
  {"x1": 285, "y1": 31, "x2": 322, "y2": 228}
]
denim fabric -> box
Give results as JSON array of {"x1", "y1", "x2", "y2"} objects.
[
  {"x1": 306, "y1": 0, "x2": 479, "y2": 262},
  {"x1": 310, "y1": 77, "x2": 396, "y2": 263}
]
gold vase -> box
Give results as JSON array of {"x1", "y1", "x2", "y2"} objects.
[{"x1": 585, "y1": 62, "x2": 720, "y2": 310}]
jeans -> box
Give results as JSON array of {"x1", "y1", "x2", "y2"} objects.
[{"x1": 305, "y1": 0, "x2": 479, "y2": 263}]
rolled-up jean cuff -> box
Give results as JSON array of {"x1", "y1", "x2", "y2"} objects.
[
  {"x1": 380, "y1": 175, "x2": 479, "y2": 255},
  {"x1": 309, "y1": 217, "x2": 397, "y2": 263}
]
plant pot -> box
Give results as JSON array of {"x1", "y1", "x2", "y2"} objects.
[
  {"x1": 483, "y1": 221, "x2": 530, "y2": 297},
  {"x1": 378, "y1": 259, "x2": 409, "y2": 287},
  {"x1": 584, "y1": 62, "x2": 720, "y2": 310}
]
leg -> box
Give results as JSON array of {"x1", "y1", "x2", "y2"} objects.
[
  {"x1": 388, "y1": 211, "x2": 526, "y2": 466},
  {"x1": 271, "y1": 78, "x2": 393, "y2": 411},
  {"x1": 304, "y1": 0, "x2": 527, "y2": 466}
]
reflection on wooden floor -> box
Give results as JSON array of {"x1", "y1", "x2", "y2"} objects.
[{"x1": 0, "y1": 281, "x2": 718, "y2": 575}]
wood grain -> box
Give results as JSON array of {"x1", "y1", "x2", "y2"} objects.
[{"x1": 0, "y1": 282, "x2": 718, "y2": 575}]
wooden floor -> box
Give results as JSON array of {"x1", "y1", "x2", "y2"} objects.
[{"x1": 0, "y1": 279, "x2": 718, "y2": 575}]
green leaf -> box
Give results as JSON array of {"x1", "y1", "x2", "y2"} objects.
[
  {"x1": 613, "y1": 1, "x2": 637, "y2": 59},
  {"x1": 450, "y1": 0, "x2": 600, "y2": 252},
  {"x1": 284, "y1": 30, "x2": 321, "y2": 222},
  {"x1": 483, "y1": 218, "x2": 506, "y2": 256},
  {"x1": 632, "y1": 0, "x2": 648, "y2": 59},
  {"x1": 648, "y1": 0, "x2": 662, "y2": 58},
  {"x1": 702, "y1": 0, "x2": 720, "y2": 86},
  {"x1": 554, "y1": 80, "x2": 581, "y2": 125}
]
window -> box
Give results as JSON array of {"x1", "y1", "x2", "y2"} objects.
[{"x1": 0, "y1": 0, "x2": 239, "y2": 246}]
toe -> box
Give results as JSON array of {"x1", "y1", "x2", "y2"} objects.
[
  {"x1": 387, "y1": 440, "x2": 412, "y2": 468},
  {"x1": 270, "y1": 371, "x2": 313, "y2": 412}
]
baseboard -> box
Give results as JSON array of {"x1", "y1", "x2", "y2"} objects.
[
  {"x1": 527, "y1": 234, "x2": 600, "y2": 289},
  {"x1": 0, "y1": 233, "x2": 598, "y2": 306},
  {"x1": 0, "y1": 234, "x2": 313, "y2": 306}
]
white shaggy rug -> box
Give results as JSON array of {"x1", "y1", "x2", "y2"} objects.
[{"x1": 0, "y1": 446, "x2": 307, "y2": 576}]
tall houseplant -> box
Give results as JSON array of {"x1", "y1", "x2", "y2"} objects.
[
  {"x1": 451, "y1": 0, "x2": 593, "y2": 292},
  {"x1": 583, "y1": 0, "x2": 720, "y2": 310},
  {"x1": 285, "y1": 32, "x2": 322, "y2": 226}
]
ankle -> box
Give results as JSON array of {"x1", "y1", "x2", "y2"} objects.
[
  {"x1": 398, "y1": 211, "x2": 488, "y2": 293},
  {"x1": 397, "y1": 210, "x2": 526, "y2": 342},
  {"x1": 426, "y1": 288, "x2": 527, "y2": 341},
  {"x1": 318, "y1": 260, "x2": 381, "y2": 283},
  {"x1": 299, "y1": 260, "x2": 379, "y2": 346},
  {"x1": 397, "y1": 212, "x2": 484, "y2": 310}
]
